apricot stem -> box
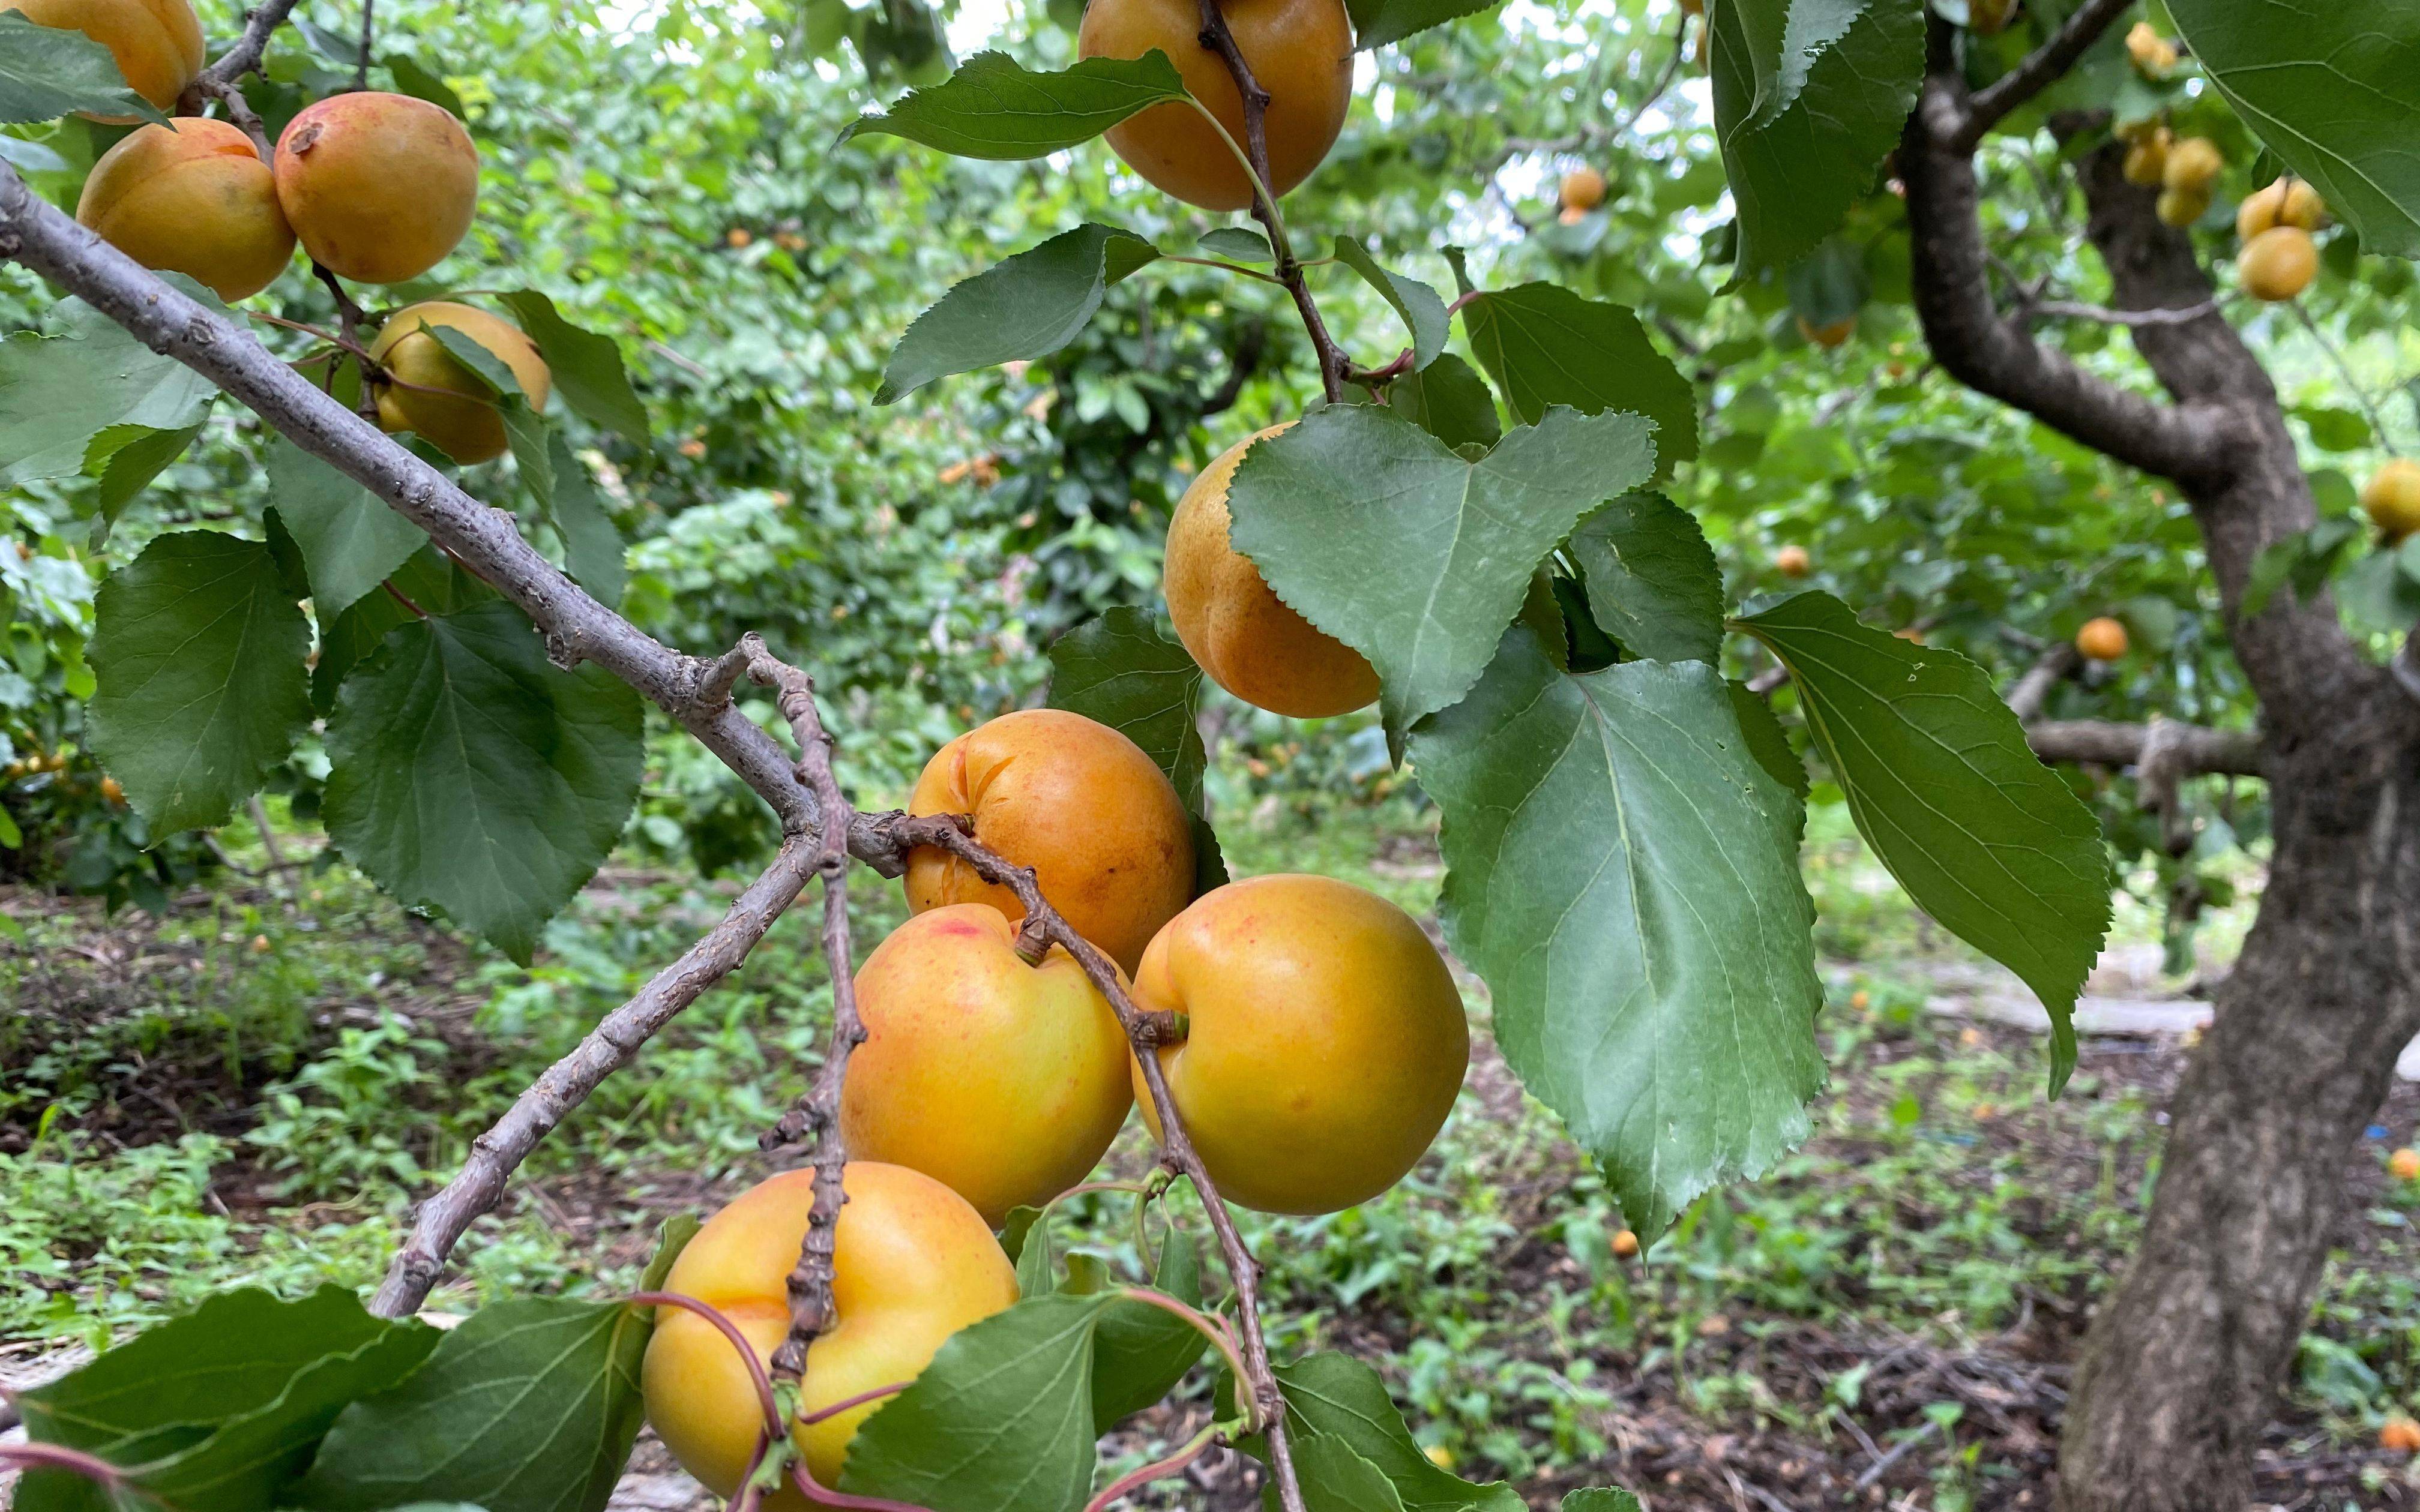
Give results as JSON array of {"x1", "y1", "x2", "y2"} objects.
[
  {"x1": 1082, "y1": 1421, "x2": 1223, "y2": 1512},
  {"x1": 0, "y1": 1443, "x2": 131, "y2": 1490},
  {"x1": 628, "y1": 1291, "x2": 785, "y2": 1442},
  {"x1": 787, "y1": 1460, "x2": 935, "y2": 1512},
  {"x1": 794, "y1": 1381, "x2": 910, "y2": 1427},
  {"x1": 1112, "y1": 1288, "x2": 1256, "y2": 1408}
]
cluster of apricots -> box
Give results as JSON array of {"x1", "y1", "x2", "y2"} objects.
[
  {"x1": 12, "y1": 0, "x2": 552, "y2": 463},
  {"x1": 2116, "y1": 109, "x2": 2330, "y2": 303},
  {"x1": 1556, "y1": 164, "x2": 1606, "y2": 225}
]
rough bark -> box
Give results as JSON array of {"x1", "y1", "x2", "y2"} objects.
[{"x1": 1900, "y1": 17, "x2": 2420, "y2": 1511}]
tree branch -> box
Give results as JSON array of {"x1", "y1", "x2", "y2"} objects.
[
  {"x1": 889, "y1": 817, "x2": 1308, "y2": 1512},
  {"x1": 368, "y1": 836, "x2": 824, "y2": 1318},
  {"x1": 1954, "y1": 0, "x2": 2133, "y2": 150},
  {"x1": 2026, "y1": 718, "x2": 2263, "y2": 778},
  {"x1": 2005, "y1": 641, "x2": 2080, "y2": 722},
  {"x1": 196, "y1": 0, "x2": 306, "y2": 89}
]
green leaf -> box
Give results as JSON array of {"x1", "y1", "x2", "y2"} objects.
[
  {"x1": 996, "y1": 1205, "x2": 1045, "y2": 1264},
  {"x1": 1729, "y1": 680, "x2": 1808, "y2": 801},
  {"x1": 837, "y1": 49, "x2": 1191, "y2": 157},
  {"x1": 1089, "y1": 1228, "x2": 1207, "y2": 1432},
  {"x1": 86, "y1": 532, "x2": 312, "y2": 833},
  {"x1": 496, "y1": 292, "x2": 650, "y2": 448},
  {"x1": 1559, "y1": 1493, "x2": 1645, "y2": 1512},
  {"x1": 1292, "y1": 1438, "x2": 1408, "y2": 1512},
  {"x1": 1047, "y1": 608, "x2": 1208, "y2": 809},
  {"x1": 1262, "y1": 1353, "x2": 1524, "y2": 1512},
  {"x1": 839, "y1": 1294, "x2": 1109, "y2": 1512},
  {"x1": 2167, "y1": 0, "x2": 2420, "y2": 258},
  {"x1": 1332, "y1": 238, "x2": 1448, "y2": 370},
  {"x1": 1385, "y1": 354, "x2": 1500, "y2": 451},
  {"x1": 1458, "y1": 284, "x2": 1697, "y2": 470},
  {"x1": 1015, "y1": 1209, "x2": 1061, "y2": 1298},
  {"x1": 1228, "y1": 404, "x2": 1657, "y2": 737},
  {"x1": 1345, "y1": 0, "x2": 1502, "y2": 52},
  {"x1": 1709, "y1": 0, "x2": 1924, "y2": 273},
  {"x1": 324, "y1": 598, "x2": 645, "y2": 964},
  {"x1": 82, "y1": 419, "x2": 209, "y2": 541},
  {"x1": 543, "y1": 434, "x2": 626, "y2": 610},
  {"x1": 0, "y1": 13, "x2": 169, "y2": 124},
  {"x1": 421, "y1": 324, "x2": 553, "y2": 500},
  {"x1": 298, "y1": 1297, "x2": 655, "y2": 1512},
  {"x1": 877, "y1": 224, "x2": 1160, "y2": 403},
  {"x1": 1563, "y1": 492, "x2": 1723, "y2": 664},
  {"x1": 0, "y1": 293, "x2": 219, "y2": 484},
  {"x1": 382, "y1": 53, "x2": 468, "y2": 116},
  {"x1": 311, "y1": 546, "x2": 493, "y2": 715},
  {"x1": 1411, "y1": 630, "x2": 1825, "y2": 1238},
  {"x1": 1196, "y1": 226, "x2": 1274, "y2": 263},
  {"x1": 16, "y1": 1287, "x2": 439, "y2": 1512},
  {"x1": 1733, "y1": 592, "x2": 2112, "y2": 1093},
  {"x1": 266, "y1": 440, "x2": 428, "y2": 619}
]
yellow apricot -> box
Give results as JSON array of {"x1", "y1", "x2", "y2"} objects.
[
  {"x1": 1079, "y1": 0, "x2": 1352, "y2": 211},
  {"x1": 641, "y1": 1164, "x2": 1018, "y2": 1499},
  {"x1": 367, "y1": 301, "x2": 550, "y2": 465},
  {"x1": 1165, "y1": 425, "x2": 1380, "y2": 719},
  {"x1": 1796, "y1": 314, "x2": 1855, "y2": 348},
  {"x1": 905, "y1": 709, "x2": 1194, "y2": 974},
  {"x1": 1132, "y1": 874, "x2": 1468, "y2": 1214},
  {"x1": 2125, "y1": 22, "x2": 2176, "y2": 77},
  {"x1": 2075, "y1": 616, "x2": 2128, "y2": 661},
  {"x1": 76, "y1": 119, "x2": 294, "y2": 301},
  {"x1": 2364, "y1": 460, "x2": 2420, "y2": 541},
  {"x1": 1559, "y1": 166, "x2": 1606, "y2": 212},
  {"x1": 843, "y1": 905, "x2": 1133, "y2": 1225},
  {"x1": 2388, "y1": 1147, "x2": 2420, "y2": 1181},
  {"x1": 1, "y1": 0, "x2": 202, "y2": 115},
  {"x1": 1610, "y1": 1228, "x2": 1640, "y2": 1258},
  {"x1": 2155, "y1": 185, "x2": 2209, "y2": 229},
  {"x1": 1775, "y1": 544, "x2": 1811, "y2": 578},
  {"x1": 2161, "y1": 137, "x2": 2222, "y2": 194},
  {"x1": 2236, "y1": 226, "x2": 2315, "y2": 302},
  {"x1": 2235, "y1": 177, "x2": 2323, "y2": 242},
  {"x1": 275, "y1": 92, "x2": 478, "y2": 284},
  {"x1": 2122, "y1": 128, "x2": 2170, "y2": 188}
]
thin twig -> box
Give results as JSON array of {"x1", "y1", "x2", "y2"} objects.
[
  {"x1": 2290, "y1": 301, "x2": 2401, "y2": 457},
  {"x1": 191, "y1": 76, "x2": 273, "y2": 161},
  {"x1": 1085, "y1": 1423, "x2": 1223, "y2": 1512},
  {"x1": 197, "y1": 0, "x2": 307, "y2": 88},
  {"x1": 355, "y1": 0, "x2": 375, "y2": 91},
  {"x1": 2027, "y1": 297, "x2": 2221, "y2": 329}
]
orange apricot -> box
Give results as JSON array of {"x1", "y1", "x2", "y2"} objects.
[
  {"x1": 275, "y1": 91, "x2": 478, "y2": 284},
  {"x1": 2, "y1": 0, "x2": 202, "y2": 115},
  {"x1": 76, "y1": 119, "x2": 293, "y2": 301},
  {"x1": 367, "y1": 301, "x2": 550, "y2": 465}
]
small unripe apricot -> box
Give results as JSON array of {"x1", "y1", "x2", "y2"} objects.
[
  {"x1": 1610, "y1": 1228, "x2": 1640, "y2": 1258},
  {"x1": 2125, "y1": 22, "x2": 2176, "y2": 77},
  {"x1": 844, "y1": 905, "x2": 1133, "y2": 1225},
  {"x1": 2162, "y1": 137, "x2": 2222, "y2": 194},
  {"x1": 2364, "y1": 461, "x2": 2420, "y2": 541},
  {"x1": 1, "y1": 0, "x2": 203, "y2": 115},
  {"x1": 2155, "y1": 186, "x2": 2209, "y2": 229},
  {"x1": 275, "y1": 92, "x2": 478, "y2": 284},
  {"x1": 2237, "y1": 176, "x2": 2324, "y2": 241},
  {"x1": 2122, "y1": 128, "x2": 2170, "y2": 188},
  {"x1": 2237, "y1": 226, "x2": 2316, "y2": 302},
  {"x1": 1166, "y1": 424, "x2": 1380, "y2": 719},
  {"x1": 2075, "y1": 616, "x2": 2128, "y2": 661},
  {"x1": 1559, "y1": 166, "x2": 1606, "y2": 212},
  {"x1": 368, "y1": 301, "x2": 550, "y2": 465},
  {"x1": 2389, "y1": 1147, "x2": 2420, "y2": 1181},
  {"x1": 1133, "y1": 874, "x2": 1468, "y2": 1215},
  {"x1": 1080, "y1": 0, "x2": 1352, "y2": 211},
  {"x1": 76, "y1": 119, "x2": 295, "y2": 301},
  {"x1": 642, "y1": 1165, "x2": 1019, "y2": 1495},
  {"x1": 906, "y1": 709, "x2": 1194, "y2": 974},
  {"x1": 2382, "y1": 1416, "x2": 2420, "y2": 1455},
  {"x1": 1796, "y1": 314, "x2": 1855, "y2": 348},
  {"x1": 1775, "y1": 544, "x2": 1811, "y2": 578}
]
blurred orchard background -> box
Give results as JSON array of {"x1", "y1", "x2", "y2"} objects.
[{"x1": 4, "y1": 0, "x2": 2416, "y2": 1507}]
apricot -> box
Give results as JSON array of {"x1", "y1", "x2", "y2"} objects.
[
  {"x1": 2388, "y1": 1147, "x2": 2420, "y2": 1181},
  {"x1": 2237, "y1": 226, "x2": 2315, "y2": 302},
  {"x1": 367, "y1": 301, "x2": 551, "y2": 465},
  {"x1": 1796, "y1": 314, "x2": 1854, "y2": 348},
  {"x1": 2383, "y1": 1416, "x2": 2420, "y2": 1455},
  {"x1": 1559, "y1": 166, "x2": 1606, "y2": 212},
  {"x1": 905, "y1": 708, "x2": 1193, "y2": 974},
  {"x1": 75, "y1": 119, "x2": 294, "y2": 301},
  {"x1": 1967, "y1": 0, "x2": 2013, "y2": 34},
  {"x1": 1, "y1": 0, "x2": 202, "y2": 115},
  {"x1": 1131, "y1": 874, "x2": 1467, "y2": 1214},
  {"x1": 1165, "y1": 424, "x2": 1380, "y2": 719},
  {"x1": 274, "y1": 92, "x2": 478, "y2": 284},
  {"x1": 2155, "y1": 186, "x2": 2208, "y2": 229},
  {"x1": 2125, "y1": 22, "x2": 2176, "y2": 77},
  {"x1": 2237, "y1": 176, "x2": 2324, "y2": 241},
  {"x1": 1555, "y1": 205, "x2": 1585, "y2": 227},
  {"x1": 2364, "y1": 461, "x2": 2420, "y2": 541},
  {"x1": 1079, "y1": 0, "x2": 1352, "y2": 211},
  {"x1": 1774, "y1": 545, "x2": 1811, "y2": 578},
  {"x1": 1610, "y1": 1228, "x2": 1640, "y2": 1258},
  {"x1": 2075, "y1": 616, "x2": 2128, "y2": 661},
  {"x1": 641, "y1": 1164, "x2": 1018, "y2": 1496},
  {"x1": 2121, "y1": 128, "x2": 2169, "y2": 188},
  {"x1": 2161, "y1": 137, "x2": 2221, "y2": 194},
  {"x1": 843, "y1": 904, "x2": 1133, "y2": 1225}
]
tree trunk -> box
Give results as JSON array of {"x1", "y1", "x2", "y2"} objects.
[{"x1": 1895, "y1": 20, "x2": 2420, "y2": 1507}]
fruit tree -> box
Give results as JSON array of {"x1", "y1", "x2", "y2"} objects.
[{"x1": 1, "y1": 1, "x2": 2415, "y2": 1511}]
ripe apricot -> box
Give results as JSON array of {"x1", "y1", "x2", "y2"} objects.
[
  {"x1": 2383, "y1": 1416, "x2": 2420, "y2": 1455},
  {"x1": 275, "y1": 92, "x2": 478, "y2": 284},
  {"x1": 76, "y1": 119, "x2": 294, "y2": 301},
  {"x1": 368, "y1": 301, "x2": 550, "y2": 465},
  {"x1": 100, "y1": 776, "x2": 124, "y2": 803},
  {"x1": 2125, "y1": 22, "x2": 2176, "y2": 77},
  {"x1": 2075, "y1": 616, "x2": 2128, "y2": 661},
  {"x1": 2237, "y1": 226, "x2": 2316, "y2": 302},
  {"x1": 2161, "y1": 137, "x2": 2222, "y2": 194},
  {"x1": 905, "y1": 709, "x2": 1193, "y2": 974},
  {"x1": 1559, "y1": 166, "x2": 1606, "y2": 212},
  {"x1": 1610, "y1": 1228, "x2": 1640, "y2": 1258},
  {"x1": 1796, "y1": 314, "x2": 1854, "y2": 348},
  {"x1": 642, "y1": 1164, "x2": 1018, "y2": 1496},
  {"x1": 1079, "y1": 0, "x2": 1352, "y2": 211},
  {"x1": 2237, "y1": 176, "x2": 2324, "y2": 241},
  {"x1": 844, "y1": 904, "x2": 1133, "y2": 1224},
  {"x1": 1131, "y1": 874, "x2": 1467, "y2": 1214},
  {"x1": 2155, "y1": 186, "x2": 2208, "y2": 229},
  {"x1": 1775, "y1": 544, "x2": 1811, "y2": 578},
  {"x1": 2, "y1": 0, "x2": 202, "y2": 115},
  {"x1": 2121, "y1": 128, "x2": 2170, "y2": 188},
  {"x1": 1165, "y1": 425, "x2": 1380, "y2": 719},
  {"x1": 1555, "y1": 205, "x2": 1586, "y2": 227},
  {"x1": 2389, "y1": 1147, "x2": 2420, "y2": 1181},
  {"x1": 2365, "y1": 461, "x2": 2420, "y2": 541}
]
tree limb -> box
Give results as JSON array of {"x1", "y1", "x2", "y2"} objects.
[
  {"x1": 1954, "y1": 0, "x2": 2133, "y2": 150},
  {"x1": 2026, "y1": 718, "x2": 2263, "y2": 778},
  {"x1": 2005, "y1": 641, "x2": 2079, "y2": 722},
  {"x1": 196, "y1": 0, "x2": 307, "y2": 89},
  {"x1": 368, "y1": 836, "x2": 824, "y2": 1318}
]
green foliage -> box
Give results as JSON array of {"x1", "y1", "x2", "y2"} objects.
[
  {"x1": 0, "y1": 13, "x2": 166, "y2": 125},
  {"x1": 1, "y1": 293, "x2": 218, "y2": 485},
  {"x1": 265, "y1": 442, "x2": 429, "y2": 620},
  {"x1": 838, "y1": 50, "x2": 1193, "y2": 158},
  {"x1": 1561, "y1": 491, "x2": 1724, "y2": 664},
  {"x1": 1457, "y1": 284, "x2": 1697, "y2": 467},
  {"x1": 877, "y1": 224, "x2": 1163, "y2": 402},
  {"x1": 1046, "y1": 606, "x2": 1226, "y2": 889}
]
